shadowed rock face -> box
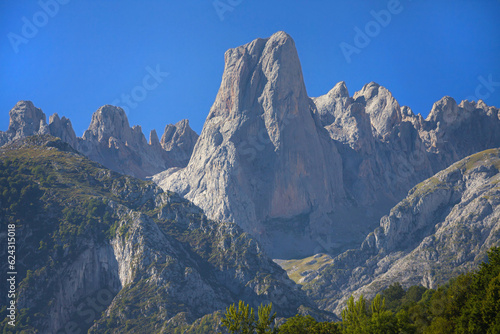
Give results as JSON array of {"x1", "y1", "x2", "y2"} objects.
[
  {"x1": 156, "y1": 32, "x2": 500, "y2": 259},
  {"x1": 155, "y1": 31, "x2": 346, "y2": 258},
  {"x1": 304, "y1": 148, "x2": 500, "y2": 316},
  {"x1": 161, "y1": 119, "x2": 199, "y2": 166},
  {"x1": 1, "y1": 102, "x2": 199, "y2": 179}
]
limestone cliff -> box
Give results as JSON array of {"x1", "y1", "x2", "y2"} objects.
[
  {"x1": 155, "y1": 32, "x2": 500, "y2": 258},
  {"x1": 300, "y1": 148, "x2": 500, "y2": 315},
  {"x1": 155, "y1": 31, "x2": 345, "y2": 258}
]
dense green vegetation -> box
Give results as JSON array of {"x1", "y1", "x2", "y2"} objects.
[
  {"x1": 1, "y1": 136, "x2": 305, "y2": 333},
  {"x1": 0, "y1": 137, "x2": 154, "y2": 333},
  {"x1": 222, "y1": 246, "x2": 500, "y2": 333}
]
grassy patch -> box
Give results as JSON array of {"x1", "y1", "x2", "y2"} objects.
[{"x1": 276, "y1": 254, "x2": 333, "y2": 284}]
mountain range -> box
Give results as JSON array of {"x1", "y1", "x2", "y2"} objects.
[
  {"x1": 0, "y1": 101, "x2": 198, "y2": 179},
  {"x1": 1, "y1": 31, "x2": 499, "y2": 332},
  {"x1": 154, "y1": 31, "x2": 500, "y2": 258}
]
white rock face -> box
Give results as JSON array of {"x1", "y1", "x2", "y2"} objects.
[
  {"x1": 155, "y1": 32, "x2": 500, "y2": 258},
  {"x1": 160, "y1": 119, "x2": 199, "y2": 166},
  {"x1": 0, "y1": 101, "x2": 48, "y2": 145},
  {"x1": 155, "y1": 31, "x2": 346, "y2": 258},
  {"x1": 304, "y1": 148, "x2": 500, "y2": 316}
]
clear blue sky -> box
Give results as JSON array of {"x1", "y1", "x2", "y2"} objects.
[{"x1": 1, "y1": 1, "x2": 499, "y2": 137}]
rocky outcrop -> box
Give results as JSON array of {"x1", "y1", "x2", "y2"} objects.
[
  {"x1": 0, "y1": 101, "x2": 49, "y2": 146},
  {"x1": 302, "y1": 148, "x2": 500, "y2": 315},
  {"x1": 155, "y1": 31, "x2": 346, "y2": 258},
  {"x1": 48, "y1": 113, "x2": 78, "y2": 149},
  {"x1": 77, "y1": 104, "x2": 170, "y2": 178},
  {"x1": 161, "y1": 119, "x2": 199, "y2": 166},
  {"x1": 0, "y1": 102, "x2": 199, "y2": 179}
]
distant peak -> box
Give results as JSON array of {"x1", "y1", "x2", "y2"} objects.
[
  {"x1": 366, "y1": 81, "x2": 381, "y2": 88},
  {"x1": 95, "y1": 104, "x2": 127, "y2": 117},
  {"x1": 160, "y1": 119, "x2": 199, "y2": 156},
  {"x1": 149, "y1": 129, "x2": 160, "y2": 146},
  {"x1": 328, "y1": 81, "x2": 349, "y2": 98},
  {"x1": 360, "y1": 81, "x2": 381, "y2": 96},
  {"x1": 14, "y1": 100, "x2": 36, "y2": 109},
  {"x1": 175, "y1": 119, "x2": 190, "y2": 129},
  {"x1": 8, "y1": 100, "x2": 47, "y2": 136},
  {"x1": 49, "y1": 113, "x2": 60, "y2": 122},
  {"x1": 426, "y1": 96, "x2": 459, "y2": 123},
  {"x1": 432, "y1": 96, "x2": 458, "y2": 111},
  {"x1": 86, "y1": 105, "x2": 131, "y2": 142}
]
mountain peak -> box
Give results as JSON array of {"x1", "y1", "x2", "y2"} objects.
[
  {"x1": 328, "y1": 81, "x2": 349, "y2": 98},
  {"x1": 426, "y1": 96, "x2": 458, "y2": 124},
  {"x1": 269, "y1": 30, "x2": 292, "y2": 42},
  {"x1": 159, "y1": 32, "x2": 345, "y2": 257},
  {"x1": 85, "y1": 105, "x2": 131, "y2": 142},
  {"x1": 160, "y1": 119, "x2": 199, "y2": 166},
  {"x1": 353, "y1": 83, "x2": 401, "y2": 139},
  {"x1": 149, "y1": 129, "x2": 160, "y2": 146},
  {"x1": 354, "y1": 82, "x2": 382, "y2": 101},
  {"x1": 48, "y1": 112, "x2": 77, "y2": 147},
  {"x1": 212, "y1": 31, "x2": 305, "y2": 124},
  {"x1": 8, "y1": 100, "x2": 47, "y2": 139}
]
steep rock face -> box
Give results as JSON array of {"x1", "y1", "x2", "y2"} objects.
[
  {"x1": 0, "y1": 135, "x2": 317, "y2": 333},
  {"x1": 156, "y1": 32, "x2": 500, "y2": 259},
  {"x1": 0, "y1": 101, "x2": 49, "y2": 146},
  {"x1": 48, "y1": 113, "x2": 78, "y2": 149},
  {"x1": 155, "y1": 31, "x2": 346, "y2": 258},
  {"x1": 312, "y1": 82, "x2": 500, "y2": 252},
  {"x1": 160, "y1": 119, "x2": 199, "y2": 166},
  {"x1": 302, "y1": 148, "x2": 500, "y2": 315},
  {"x1": 0, "y1": 102, "x2": 199, "y2": 179},
  {"x1": 78, "y1": 104, "x2": 170, "y2": 178}
]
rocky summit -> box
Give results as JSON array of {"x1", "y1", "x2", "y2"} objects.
[
  {"x1": 155, "y1": 31, "x2": 345, "y2": 259},
  {"x1": 0, "y1": 102, "x2": 199, "y2": 179},
  {"x1": 154, "y1": 31, "x2": 500, "y2": 258}
]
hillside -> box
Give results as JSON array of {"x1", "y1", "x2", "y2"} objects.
[
  {"x1": 296, "y1": 148, "x2": 500, "y2": 315},
  {"x1": 0, "y1": 135, "x2": 319, "y2": 333}
]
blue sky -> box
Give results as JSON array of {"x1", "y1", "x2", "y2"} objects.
[{"x1": 1, "y1": 1, "x2": 499, "y2": 137}]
